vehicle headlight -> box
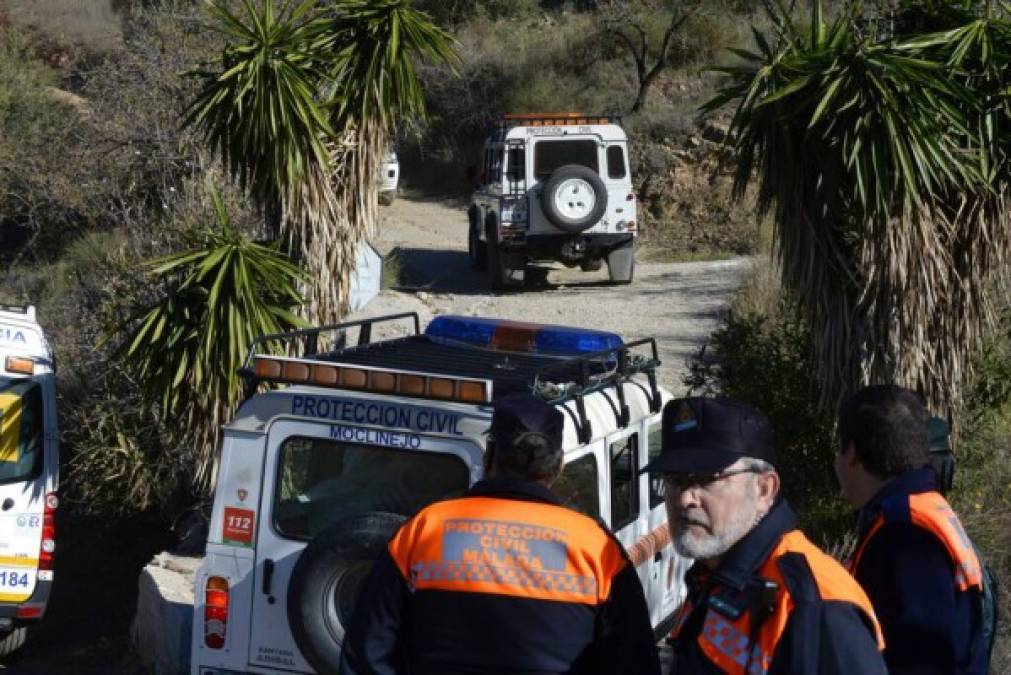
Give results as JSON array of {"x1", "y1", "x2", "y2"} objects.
[{"x1": 501, "y1": 197, "x2": 528, "y2": 224}]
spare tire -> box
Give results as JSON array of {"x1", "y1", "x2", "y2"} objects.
[
  {"x1": 540, "y1": 164, "x2": 608, "y2": 233},
  {"x1": 287, "y1": 511, "x2": 406, "y2": 673}
]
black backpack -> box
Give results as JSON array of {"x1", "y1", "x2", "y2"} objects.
[{"x1": 928, "y1": 417, "x2": 1000, "y2": 667}]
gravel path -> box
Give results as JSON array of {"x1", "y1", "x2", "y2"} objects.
[{"x1": 353, "y1": 197, "x2": 751, "y2": 391}]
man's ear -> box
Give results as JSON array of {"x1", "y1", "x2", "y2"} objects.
[
  {"x1": 840, "y1": 441, "x2": 861, "y2": 468},
  {"x1": 756, "y1": 470, "x2": 780, "y2": 512}
]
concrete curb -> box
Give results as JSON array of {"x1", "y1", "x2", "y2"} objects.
[{"x1": 130, "y1": 552, "x2": 201, "y2": 675}]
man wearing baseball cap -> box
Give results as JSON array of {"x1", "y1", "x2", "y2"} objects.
[
  {"x1": 645, "y1": 397, "x2": 887, "y2": 674},
  {"x1": 340, "y1": 392, "x2": 660, "y2": 675}
]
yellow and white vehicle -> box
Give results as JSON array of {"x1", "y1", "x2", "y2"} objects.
[
  {"x1": 191, "y1": 313, "x2": 687, "y2": 674},
  {"x1": 0, "y1": 304, "x2": 59, "y2": 658}
]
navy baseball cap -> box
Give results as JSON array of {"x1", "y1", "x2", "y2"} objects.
[
  {"x1": 488, "y1": 392, "x2": 564, "y2": 451},
  {"x1": 642, "y1": 397, "x2": 775, "y2": 474}
]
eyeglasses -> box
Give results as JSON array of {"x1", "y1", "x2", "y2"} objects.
[{"x1": 660, "y1": 467, "x2": 761, "y2": 494}]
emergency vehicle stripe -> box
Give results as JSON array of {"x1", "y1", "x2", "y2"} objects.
[
  {"x1": 849, "y1": 492, "x2": 983, "y2": 593},
  {"x1": 388, "y1": 496, "x2": 625, "y2": 605},
  {"x1": 0, "y1": 592, "x2": 31, "y2": 603},
  {"x1": 627, "y1": 523, "x2": 670, "y2": 568},
  {"x1": 0, "y1": 557, "x2": 37, "y2": 568}
]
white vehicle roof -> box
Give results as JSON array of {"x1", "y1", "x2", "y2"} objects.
[
  {"x1": 234, "y1": 313, "x2": 666, "y2": 448},
  {"x1": 0, "y1": 304, "x2": 52, "y2": 364},
  {"x1": 493, "y1": 113, "x2": 629, "y2": 143}
]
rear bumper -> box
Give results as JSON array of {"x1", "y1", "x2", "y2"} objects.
[
  {"x1": 0, "y1": 577, "x2": 52, "y2": 621},
  {"x1": 501, "y1": 233, "x2": 634, "y2": 260}
]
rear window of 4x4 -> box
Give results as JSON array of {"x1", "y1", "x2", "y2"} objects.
[
  {"x1": 0, "y1": 376, "x2": 44, "y2": 484},
  {"x1": 274, "y1": 437, "x2": 469, "y2": 539},
  {"x1": 534, "y1": 139, "x2": 599, "y2": 178}
]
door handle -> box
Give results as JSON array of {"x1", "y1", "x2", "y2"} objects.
[
  {"x1": 1, "y1": 498, "x2": 13, "y2": 511},
  {"x1": 262, "y1": 558, "x2": 274, "y2": 596}
]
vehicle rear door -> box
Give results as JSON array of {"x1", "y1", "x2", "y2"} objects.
[
  {"x1": 247, "y1": 418, "x2": 478, "y2": 671},
  {"x1": 0, "y1": 375, "x2": 48, "y2": 605},
  {"x1": 605, "y1": 428, "x2": 649, "y2": 588}
]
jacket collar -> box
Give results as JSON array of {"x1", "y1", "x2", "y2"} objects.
[
  {"x1": 466, "y1": 476, "x2": 561, "y2": 505},
  {"x1": 857, "y1": 466, "x2": 937, "y2": 532},
  {"x1": 692, "y1": 498, "x2": 798, "y2": 592}
]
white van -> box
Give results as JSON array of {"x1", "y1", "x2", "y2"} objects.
[
  {"x1": 0, "y1": 304, "x2": 59, "y2": 658},
  {"x1": 191, "y1": 313, "x2": 689, "y2": 674}
]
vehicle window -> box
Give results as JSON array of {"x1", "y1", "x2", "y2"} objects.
[
  {"x1": 610, "y1": 434, "x2": 638, "y2": 529},
  {"x1": 647, "y1": 422, "x2": 664, "y2": 508},
  {"x1": 554, "y1": 453, "x2": 599, "y2": 519},
  {"x1": 534, "y1": 140, "x2": 599, "y2": 180},
  {"x1": 506, "y1": 147, "x2": 526, "y2": 183},
  {"x1": 607, "y1": 145, "x2": 627, "y2": 180},
  {"x1": 274, "y1": 437, "x2": 469, "y2": 540},
  {"x1": 0, "y1": 377, "x2": 44, "y2": 485},
  {"x1": 482, "y1": 149, "x2": 491, "y2": 184},
  {"x1": 491, "y1": 148, "x2": 504, "y2": 183}
]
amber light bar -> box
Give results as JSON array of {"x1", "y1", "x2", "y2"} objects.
[
  {"x1": 5, "y1": 356, "x2": 34, "y2": 375},
  {"x1": 502, "y1": 113, "x2": 612, "y2": 126},
  {"x1": 252, "y1": 356, "x2": 493, "y2": 405}
]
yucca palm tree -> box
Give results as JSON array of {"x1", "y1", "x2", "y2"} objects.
[
  {"x1": 184, "y1": 0, "x2": 457, "y2": 325},
  {"x1": 706, "y1": 0, "x2": 1011, "y2": 416},
  {"x1": 114, "y1": 185, "x2": 307, "y2": 489}
]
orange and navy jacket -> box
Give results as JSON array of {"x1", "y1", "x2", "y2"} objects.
[
  {"x1": 338, "y1": 477, "x2": 661, "y2": 675},
  {"x1": 848, "y1": 467, "x2": 986, "y2": 675},
  {"x1": 670, "y1": 499, "x2": 887, "y2": 675}
]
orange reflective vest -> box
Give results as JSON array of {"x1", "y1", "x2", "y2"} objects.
[
  {"x1": 388, "y1": 495, "x2": 627, "y2": 606},
  {"x1": 848, "y1": 490, "x2": 983, "y2": 592},
  {"x1": 672, "y1": 530, "x2": 884, "y2": 675}
]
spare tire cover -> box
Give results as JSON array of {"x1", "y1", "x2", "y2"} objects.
[
  {"x1": 540, "y1": 164, "x2": 608, "y2": 233},
  {"x1": 287, "y1": 511, "x2": 406, "y2": 673}
]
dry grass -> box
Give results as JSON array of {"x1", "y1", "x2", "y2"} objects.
[{"x1": 5, "y1": 0, "x2": 122, "y2": 52}]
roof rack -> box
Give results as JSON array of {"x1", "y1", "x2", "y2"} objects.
[
  {"x1": 532, "y1": 338, "x2": 662, "y2": 443},
  {"x1": 497, "y1": 113, "x2": 622, "y2": 129},
  {"x1": 240, "y1": 312, "x2": 662, "y2": 440}
]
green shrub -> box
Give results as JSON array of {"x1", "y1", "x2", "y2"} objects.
[{"x1": 684, "y1": 295, "x2": 846, "y2": 540}]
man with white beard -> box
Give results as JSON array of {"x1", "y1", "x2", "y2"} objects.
[{"x1": 644, "y1": 397, "x2": 888, "y2": 674}]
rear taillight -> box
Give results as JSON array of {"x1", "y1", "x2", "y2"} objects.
[
  {"x1": 39, "y1": 492, "x2": 57, "y2": 572},
  {"x1": 204, "y1": 576, "x2": 229, "y2": 649}
]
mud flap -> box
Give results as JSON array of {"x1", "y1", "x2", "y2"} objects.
[{"x1": 607, "y1": 242, "x2": 635, "y2": 284}]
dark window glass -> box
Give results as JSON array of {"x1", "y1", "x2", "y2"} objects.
[
  {"x1": 507, "y1": 147, "x2": 526, "y2": 183},
  {"x1": 534, "y1": 140, "x2": 599, "y2": 180},
  {"x1": 610, "y1": 434, "x2": 638, "y2": 529},
  {"x1": 647, "y1": 422, "x2": 664, "y2": 508},
  {"x1": 607, "y1": 145, "x2": 626, "y2": 179},
  {"x1": 554, "y1": 453, "x2": 599, "y2": 519},
  {"x1": 0, "y1": 377, "x2": 44, "y2": 484},
  {"x1": 491, "y1": 148, "x2": 504, "y2": 182},
  {"x1": 274, "y1": 437, "x2": 469, "y2": 540}
]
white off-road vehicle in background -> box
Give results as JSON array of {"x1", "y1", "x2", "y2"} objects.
[
  {"x1": 191, "y1": 313, "x2": 687, "y2": 674},
  {"x1": 0, "y1": 304, "x2": 59, "y2": 659},
  {"x1": 378, "y1": 150, "x2": 399, "y2": 206},
  {"x1": 469, "y1": 113, "x2": 637, "y2": 290}
]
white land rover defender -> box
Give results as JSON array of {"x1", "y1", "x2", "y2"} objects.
[
  {"x1": 468, "y1": 113, "x2": 637, "y2": 290},
  {"x1": 0, "y1": 305, "x2": 59, "y2": 658},
  {"x1": 191, "y1": 313, "x2": 687, "y2": 675}
]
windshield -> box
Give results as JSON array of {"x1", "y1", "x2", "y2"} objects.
[
  {"x1": 0, "y1": 376, "x2": 44, "y2": 484},
  {"x1": 274, "y1": 436, "x2": 470, "y2": 540}
]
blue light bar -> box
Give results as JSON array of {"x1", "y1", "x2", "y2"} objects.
[{"x1": 425, "y1": 315, "x2": 624, "y2": 356}]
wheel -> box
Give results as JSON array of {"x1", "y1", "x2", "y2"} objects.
[
  {"x1": 0, "y1": 626, "x2": 27, "y2": 660},
  {"x1": 468, "y1": 212, "x2": 487, "y2": 271},
  {"x1": 540, "y1": 165, "x2": 608, "y2": 233},
  {"x1": 287, "y1": 512, "x2": 406, "y2": 674},
  {"x1": 607, "y1": 243, "x2": 635, "y2": 284},
  {"x1": 379, "y1": 190, "x2": 396, "y2": 206},
  {"x1": 580, "y1": 258, "x2": 603, "y2": 272},
  {"x1": 487, "y1": 231, "x2": 506, "y2": 291}
]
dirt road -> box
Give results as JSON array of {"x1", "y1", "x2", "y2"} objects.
[{"x1": 355, "y1": 197, "x2": 751, "y2": 390}]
